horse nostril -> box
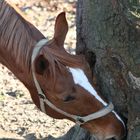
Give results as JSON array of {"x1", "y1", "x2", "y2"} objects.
[{"x1": 63, "y1": 95, "x2": 75, "y2": 102}]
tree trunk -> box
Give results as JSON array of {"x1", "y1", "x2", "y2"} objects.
[
  {"x1": 47, "y1": 0, "x2": 140, "y2": 140},
  {"x1": 76, "y1": 0, "x2": 140, "y2": 140}
]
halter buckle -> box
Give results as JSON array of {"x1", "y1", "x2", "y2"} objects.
[
  {"x1": 76, "y1": 117, "x2": 85, "y2": 125},
  {"x1": 38, "y1": 93, "x2": 46, "y2": 99}
]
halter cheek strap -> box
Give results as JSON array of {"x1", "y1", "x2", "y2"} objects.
[{"x1": 31, "y1": 39, "x2": 114, "y2": 125}]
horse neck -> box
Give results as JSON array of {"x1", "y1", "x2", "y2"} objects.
[{"x1": 0, "y1": 0, "x2": 44, "y2": 105}]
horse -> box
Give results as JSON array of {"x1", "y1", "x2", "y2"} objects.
[{"x1": 0, "y1": 0, "x2": 125, "y2": 140}]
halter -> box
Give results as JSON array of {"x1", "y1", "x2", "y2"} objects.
[{"x1": 31, "y1": 39, "x2": 114, "y2": 125}]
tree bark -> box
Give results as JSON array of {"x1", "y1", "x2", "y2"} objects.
[{"x1": 76, "y1": 0, "x2": 140, "y2": 140}]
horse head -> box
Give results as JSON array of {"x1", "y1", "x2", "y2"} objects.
[{"x1": 31, "y1": 12, "x2": 125, "y2": 140}]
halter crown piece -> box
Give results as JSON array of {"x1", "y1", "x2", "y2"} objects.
[{"x1": 31, "y1": 38, "x2": 114, "y2": 125}]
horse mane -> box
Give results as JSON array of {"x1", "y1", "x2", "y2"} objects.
[
  {"x1": 0, "y1": 0, "x2": 44, "y2": 71},
  {"x1": 44, "y1": 47, "x2": 84, "y2": 67},
  {"x1": 42, "y1": 43, "x2": 86, "y2": 84}
]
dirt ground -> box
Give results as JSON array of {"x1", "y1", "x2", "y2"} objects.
[{"x1": 0, "y1": 0, "x2": 76, "y2": 139}]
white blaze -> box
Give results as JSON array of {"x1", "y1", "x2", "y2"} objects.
[
  {"x1": 69, "y1": 67, "x2": 107, "y2": 105},
  {"x1": 68, "y1": 67, "x2": 125, "y2": 126}
]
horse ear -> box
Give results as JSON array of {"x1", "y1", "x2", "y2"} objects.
[
  {"x1": 54, "y1": 12, "x2": 68, "y2": 47},
  {"x1": 35, "y1": 55, "x2": 49, "y2": 75}
]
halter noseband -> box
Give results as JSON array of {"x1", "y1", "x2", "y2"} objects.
[{"x1": 31, "y1": 39, "x2": 114, "y2": 125}]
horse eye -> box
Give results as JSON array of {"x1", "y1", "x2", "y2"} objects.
[
  {"x1": 35, "y1": 55, "x2": 49, "y2": 75},
  {"x1": 63, "y1": 95, "x2": 75, "y2": 102},
  {"x1": 39, "y1": 59, "x2": 46, "y2": 71}
]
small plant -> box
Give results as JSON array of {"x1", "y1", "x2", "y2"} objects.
[{"x1": 0, "y1": 92, "x2": 5, "y2": 101}]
